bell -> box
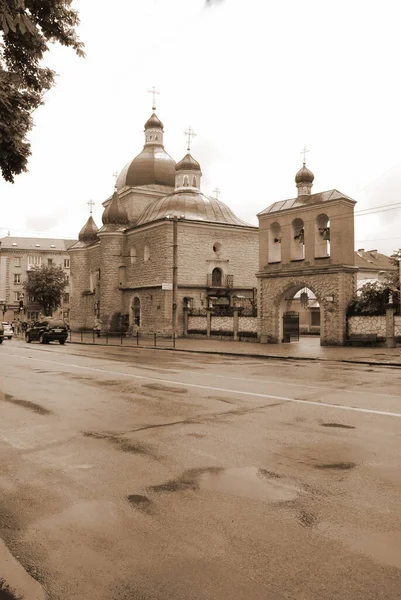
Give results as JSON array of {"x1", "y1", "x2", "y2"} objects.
[{"x1": 322, "y1": 227, "x2": 330, "y2": 241}]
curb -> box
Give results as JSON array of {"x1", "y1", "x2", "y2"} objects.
[
  {"x1": 67, "y1": 340, "x2": 401, "y2": 368},
  {"x1": 0, "y1": 539, "x2": 46, "y2": 600}
]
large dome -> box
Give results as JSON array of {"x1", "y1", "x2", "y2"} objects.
[
  {"x1": 136, "y1": 190, "x2": 252, "y2": 227},
  {"x1": 116, "y1": 146, "x2": 176, "y2": 191}
]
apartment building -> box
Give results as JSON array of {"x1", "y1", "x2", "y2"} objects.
[{"x1": 0, "y1": 236, "x2": 76, "y2": 323}]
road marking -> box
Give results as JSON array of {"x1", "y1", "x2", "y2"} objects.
[{"x1": 4, "y1": 351, "x2": 401, "y2": 419}]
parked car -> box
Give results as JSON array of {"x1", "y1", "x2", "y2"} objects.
[
  {"x1": 0, "y1": 323, "x2": 4, "y2": 344},
  {"x1": 2, "y1": 322, "x2": 13, "y2": 339},
  {"x1": 26, "y1": 319, "x2": 68, "y2": 345}
]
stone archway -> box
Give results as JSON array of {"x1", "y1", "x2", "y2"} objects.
[{"x1": 259, "y1": 272, "x2": 356, "y2": 346}]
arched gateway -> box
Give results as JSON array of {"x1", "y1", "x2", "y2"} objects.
[{"x1": 257, "y1": 161, "x2": 358, "y2": 346}]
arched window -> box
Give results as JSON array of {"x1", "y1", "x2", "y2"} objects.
[
  {"x1": 130, "y1": 246, "x2": 137, "y2": 264},
  {"x1": 291, "y1": 218, "x2": 305, "y2": 261},
  {"x1": 133, "y1": 297, "x2": 141, "y2": 326},
  {"x1": 315, "y1": 213, "x2": 330, "y2": 258},
  {"x1": 183, "y1": 176, "x2": 189, "y2": 187},
  {"x1": 269, "y1": 222, "x2": 281, "y2": 263},
  {"x1": 212, "y1": 267, "x2": 223, "y2": 286},
  {"x1": 192, "y1": 176, "x2": 197, "y2": 187},
  {"x1": 144, "y1": 243, "x2": 150, "y2": 262}
]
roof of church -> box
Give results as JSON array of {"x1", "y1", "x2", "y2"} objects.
[
  {"x1": 295, "y1": 164, "x2": 314, "y2": 184},
  {"x1": 116, "y1": 146, "x2": 176, "y2": 190},
  {"x1": 135, "y1": 190, "x2": 254, "y2": 227},
  {"x1": 102, "y1": 190, "x2": 129, "y2": 226},
  {"x1": 258, "y1": 189, "x2": 356, "y2": 216},
  {"x1": 175, "y1": 153, "x2": 201, "y2": 172},
  {"x1": 144, "y1": 113, "x2": 163, "y2": 129},
  {"x1": 0, "y1": 236, "x2": 76, "y2": 250},
  {"x1": 78, "y1": 216, "x2": 99, "y2": 243}
]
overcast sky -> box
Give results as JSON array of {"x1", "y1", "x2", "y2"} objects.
[{"x1": 1, "y1": 0, "x2": 401, "y2": 255}]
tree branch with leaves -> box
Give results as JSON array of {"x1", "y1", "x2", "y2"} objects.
[{"x1": 0, "y1": 0, "x2": 84, "y2": 182}]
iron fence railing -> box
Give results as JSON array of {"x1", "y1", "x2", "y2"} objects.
[{"x1": 69, "y1": 330, "x2": 175, "y2": 348}]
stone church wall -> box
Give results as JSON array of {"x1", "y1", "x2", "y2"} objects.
[{"x1": 178, "y1": 224, "x2": 258, "y2": 288}]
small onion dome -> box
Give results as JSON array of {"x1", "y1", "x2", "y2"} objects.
[
  {"x1": 78, "y1": 215, "x2": 98, "y2": 243},
  {"x1": 175, "y1": 153, "x2": 201, "y2": 172},
  {"x1": 102, "y1": 190, "x2": 129, "y2": 226},
  {"x1": 144, "y1": 112, "x2": 164, "y2": 130},
  {"x1": 295, "y1": 164, "x2": 314, "y2": 184}
]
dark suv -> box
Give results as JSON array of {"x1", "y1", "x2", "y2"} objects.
[{"x1": 26, "y1": 319, "x2": 68, "y2": 345}]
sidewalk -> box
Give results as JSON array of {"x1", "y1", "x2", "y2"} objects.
[{"x1": 172, "y1": 336, "x2": 401, "y2": 367}]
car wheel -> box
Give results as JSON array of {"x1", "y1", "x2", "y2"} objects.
[
  {"x1": 39, "y1": 333, "x2": 45, "y2": 344},
  {"x1": 8, "y1": 336, "x2": 12, "y2": 340},
  {"x1": 26, "y1": 335, "x2": 31, "y2": 343},
  {"x1": 59, "y1": 339, "x2": 66, "y2": 345},
  {"x1": 0, "y1": 339, "x2": 3, "y2": 344}
]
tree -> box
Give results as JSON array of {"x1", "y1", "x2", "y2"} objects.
[
  {"x1": 386, "y1": 249, "x2": 401, "y2": 291},
  {"x1": 23, "y1": 264, "x2": 67, "y2": 316},
  {"x1": 0, "y1": 0, "x2": 84, "y2": 183}
]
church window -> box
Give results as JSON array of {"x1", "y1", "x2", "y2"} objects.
[
  {"x1": 183, "y1": 176, "x2": 189, "y2": 187},
  {"x1": 133, "y1": 297, "x2": 141, "y2": 326},
  {"x1": 192, "y1": 176, "x2": 197, "y2": 187},
  {"x1": 144, "y1": 243, "x2": 150, "y2": 262},
  {"x1": 291, "y1": 218, "x2": 305, "y2": 261},
  {"x1": 119, "y1": 266, "x2": 126, "y2": 287},
  {"x1": 269, "y1": 222, "x2": 281, "y2": 263},
  {"x1": 315, "y1": 213, "x2": 330, "y2": 258},
  {"x1": 130, "y1": 246, "x2": 137, "y2": 264},
  {"x1": 213, "y1": 242, "x2": 222, "y2": 254},
  {"x1": 149, "y1": 135, "x2": 153, "y2": 140},
  {"x1": 211, "y1": 267, "x2": 223, "y2": 286},
  {"x1": 155, "y1": 135, "x2": 158, "y2": 140}
]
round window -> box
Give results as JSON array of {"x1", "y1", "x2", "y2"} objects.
[{"x1": 213, "y1": 242, "x2": 222, "y2": 253}]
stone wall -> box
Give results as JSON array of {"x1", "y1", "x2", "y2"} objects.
[
  {"x1": 238, "y1": 316, "x2": 258, "y2": 333},
  {"x1": 348, "y1": 315, "x2": 401, "y2": 338},
  {"x1": 188, "y1": 315, "x2": 207, "y2": 332}
]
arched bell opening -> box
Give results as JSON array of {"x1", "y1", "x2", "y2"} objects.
[
  {"x1": 268, "y1": 221, "x2": 281, "y2": 263},
  {"x1": 316, "y1": 213, "x2": 330, "y2": 258},
  {"x1": 291, "y1": 218, "x2": 305, "y2": 261}
]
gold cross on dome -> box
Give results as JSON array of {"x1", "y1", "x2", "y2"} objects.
[
  {"x1": 148, "y1": 86, "x2": 160, "y2": 111},
  {"x1": 213, "y1": 187, "x2": 221, "y2": 199},
  {"x1": 301, "y1": 146, "x2": 310, "y2": 165},
  {"x1": 87, "y1": 199, "x2": 95, "y2": 215},
  {"x1": 184, "y1": 126, "x2": 196, "y2": 151}
]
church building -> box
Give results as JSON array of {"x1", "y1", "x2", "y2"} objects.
[{"x1": 69, "y1": 108, "x2": 258, "y2": 334}]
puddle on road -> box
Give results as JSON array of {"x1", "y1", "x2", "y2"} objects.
[
  {"x1": 127, "y1": 494, "x2": 152, "y2": 513},
  {"x1": 142, "y1": 383, "x2": 188, "y2": 394},
  {"x1": 198, "y1": 467, "x2": 300, "y2": 502},
  {"x1": 149, "y1": 467, "x2": 301, "y2": 503},
  {"x1": 315, "y1": 462, "x2": 357, "y2": 470},
  {"x1": 0, "y1": 392, "x2": 52, "y2": 416},
  {"x1": 321, "y1": 423, "x2": 356, "y2": 430}
]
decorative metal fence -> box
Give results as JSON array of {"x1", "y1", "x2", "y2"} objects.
[{"x1": 69, "y1": 330, "x2": 175, "y2": 348}]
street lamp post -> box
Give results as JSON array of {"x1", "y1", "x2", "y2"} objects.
[{"x1": 172, "y1": 216, "x2": 178, "y2": 338}]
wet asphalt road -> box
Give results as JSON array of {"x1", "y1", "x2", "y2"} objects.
[{"x1": 1, "y1": 339, "x2": 401, "y2": 600}]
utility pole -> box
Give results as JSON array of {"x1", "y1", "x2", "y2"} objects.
[{"x1": 172, "y1": 216, "x2": 178, "y2": 338}]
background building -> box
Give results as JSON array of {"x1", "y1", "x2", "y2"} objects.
[
  {"x1": 0, "y1": 236, "x2": 76, "y2": 323},
  {"x1": 70, "y1": 111, "x2": 258, "y2": 334}
]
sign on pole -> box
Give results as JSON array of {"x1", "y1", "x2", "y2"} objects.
[{"x1": 162, "y1": 283, "x2": 173, "y2": 291}]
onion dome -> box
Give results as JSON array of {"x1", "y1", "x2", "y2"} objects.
[
  {"x1": 116, "y1": 112, "x2": 176, "y2": 191},
  {"x1": 175, "y1": 153, "x2": 201, "y2": 172},
  {"x1": 78, "y1": 216, "x2": 98, "y2": 243},
  {"x1": 136, "y1": 190, "x2": 252, "y2": 227},
  {"x1": 102, "y1": 190, "x2": 129, "y2": 226},
  {"x1": 295, "y1": 164, "x2": 314, "y2": 184},
  {"x1": 144, "y1": 113, "x2": 164, "y2": 130}
]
